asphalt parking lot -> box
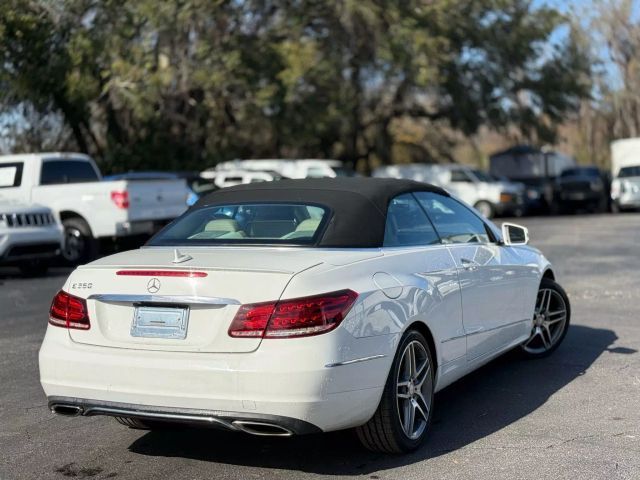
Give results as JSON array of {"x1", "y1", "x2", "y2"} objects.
[{"x1": 1, "y1": 214, "x2": 639, "y2": 480}]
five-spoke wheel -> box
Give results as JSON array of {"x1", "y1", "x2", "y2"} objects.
[
  {"x1": 357, "y1": 330, "x2": 435, "y2": 453},
  {"x1": 396, "y1": 340, "x2": 433, "y2": 440}
]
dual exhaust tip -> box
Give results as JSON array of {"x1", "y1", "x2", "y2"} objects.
[
  {"x1": 50, "y1": 404, "x2": 293, "y2": 436},
  {"x1": 51, "y1": 404, "x2": 83, "y2": 417}
]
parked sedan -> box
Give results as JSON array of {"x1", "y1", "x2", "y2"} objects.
[{"x1": 39, "y1": 178, "x2": 570, "y2": 453}]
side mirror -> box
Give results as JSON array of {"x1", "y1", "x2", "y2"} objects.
[{"x1": 501, "y1": 223, "x2": 529, "y2": 246}]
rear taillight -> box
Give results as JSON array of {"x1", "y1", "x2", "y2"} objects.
[
  {"x1": 49, "y1": 290, "x2": 91, "y2": 330},
  {"x1": 228, "y1": 290, "x2": 358, "y2": 339},
  {"x1": 110, "y1": 190, "x2": 130, "y2": 209}
]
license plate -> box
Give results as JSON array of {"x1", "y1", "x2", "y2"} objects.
[{"x1": 131, "y1": 306, "x2": 189, "y2": 339}]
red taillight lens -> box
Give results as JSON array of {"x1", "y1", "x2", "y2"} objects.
[
  {"x1": 110, "y1": 190, "x2": 130, "y2": 209},
  {"x1": 49, "y1": 290, "x2": 91, "y2": 330},
  {"x1": 228, "y1": 302, "x2": 276, "y2": 337},
  {"x1": 228, "y1": 290, "x2": 358, "y2": 339}
]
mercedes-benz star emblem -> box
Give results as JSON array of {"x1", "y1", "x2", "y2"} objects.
[{"x1": 147, "y1": 278, "x2": 161, "y2": 294}]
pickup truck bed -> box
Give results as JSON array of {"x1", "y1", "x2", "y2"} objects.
[{"x1": 0, "y1": 153, "x2": 189, "y2": 263}]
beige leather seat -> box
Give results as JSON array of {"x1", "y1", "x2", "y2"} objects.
[
  {"x1": 281, "y1": 218, "x2": 321, "y2": 239},
  {"x1": 204, "y1": 219, "x2": 240, "y2": 232},
  {"x1": 295, "y1": 219, "x2": 321, "y2": 232},
  {"x1": 188, "y1": 219, "x2": 246, "y2": 239}
]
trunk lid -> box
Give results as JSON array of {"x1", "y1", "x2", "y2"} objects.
[{"x1": 67, "y1": 247, "x2": 379, "y2": 352}]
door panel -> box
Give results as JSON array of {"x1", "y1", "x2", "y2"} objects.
[
  {"x1": 414, "y1": 191, "x2": 531, "y2": 361},
  {"x1": 446, "y1": 244, "x2": 529, "y2": 360}
]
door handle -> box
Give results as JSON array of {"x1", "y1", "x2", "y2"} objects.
[{"x1": 460, "y1": 258, "x2": 480, "y2": 271}]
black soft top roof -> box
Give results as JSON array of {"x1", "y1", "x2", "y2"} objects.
[{"x1": 193, "y1": 178, "x2": 448, "y2": 247}]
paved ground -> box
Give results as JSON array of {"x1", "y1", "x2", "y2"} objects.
[{"x1": 1, "y1": 214, "x2": 639, "y2": 480}]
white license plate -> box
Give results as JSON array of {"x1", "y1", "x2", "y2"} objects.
[{"x1": 131, "y1": 306, "x2": 189, "y2": 339}]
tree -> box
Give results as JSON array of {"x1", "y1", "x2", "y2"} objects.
[{"x1": 0, "y1": 0, "x2": 593, "y2": 171}]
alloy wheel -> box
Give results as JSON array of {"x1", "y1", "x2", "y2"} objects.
[
  {"x1": 396, "y1": 340, "x2": 433, "y2": 440},
  {"x1": 522, "y1": 288, "x2": 568, "y2": 355}
]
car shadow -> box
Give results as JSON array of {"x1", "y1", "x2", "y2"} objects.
[{"x1": 128, "y1": 325, "x2": 634, "y2": 475}]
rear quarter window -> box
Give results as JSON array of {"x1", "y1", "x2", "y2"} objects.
[{"x1": 40, "y1": 159, "x2": 99, "y2": 185}]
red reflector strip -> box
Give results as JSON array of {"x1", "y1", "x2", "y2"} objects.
[{"x1": 116, "y1": 270, "x2": 208, "y2": 278}]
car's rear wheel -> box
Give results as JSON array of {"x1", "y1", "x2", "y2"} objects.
[
  {"x1": 356, "y1": 329, "x2": 435, "y2": 453},
  {"x1": 521, "y1": 278, "x2": 570, "y2": 358},
  {"x1": 62, "y1": 217, "x2": 98, "y2": 265}
]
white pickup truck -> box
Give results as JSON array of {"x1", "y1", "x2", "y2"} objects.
[{"x1": 0, "y1": 153, "x2": 189, "y2": 263}]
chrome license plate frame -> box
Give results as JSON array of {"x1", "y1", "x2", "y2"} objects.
[{"x1": 131, "y1": 305, "x2": 189, "y2": 339}]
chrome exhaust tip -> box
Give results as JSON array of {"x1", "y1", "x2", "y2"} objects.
[
  {"x1": 232, "y1": 420, "x2": 293, "y2": 437},
  {"x1": 51, "y1": 404, "x2": 84, "y2": 417}
]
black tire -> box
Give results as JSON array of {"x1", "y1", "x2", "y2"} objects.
[
  {"x1": 62, "y1": 217, "x2": 98, "y2": 265},
  {"x1": 520, "y1": 278, "x2": 571, "y2": 359},
  {"x1": 18, "y1": 259, "x2": 49, "y2": 277},
  {"x1": 473, "y1": 200, "x2": 494, "y2": 219},
  {"x1": 356, "y1": 329, "x2": 435, "y2": 453}
]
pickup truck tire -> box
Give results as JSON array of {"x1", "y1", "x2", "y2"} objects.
[
  {"x1": 62, "y1": 217, "x2": 98, "y2": 264},
  {"x1": 473, "y1": 200, "x2": 495, "y2": 219}
]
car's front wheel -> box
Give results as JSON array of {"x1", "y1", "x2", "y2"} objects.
[
  {"x1": 521, "y1": 278, "x2": 570, "y2": 358},
  {"x1": 356, "y1": 329, "x2": 435, "y2": 453}
]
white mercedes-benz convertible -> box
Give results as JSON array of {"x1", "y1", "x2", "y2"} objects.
[{"x1": 39, "y1": 178, "x2": 570, "y2": 453}]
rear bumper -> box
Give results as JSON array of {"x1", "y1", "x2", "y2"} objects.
[
  {"x1": 39, "y1": 326, "x2": 393, "y2": 433},
  {"x1": 47, "y1": 396, "x2": 321, "y2": 435}
]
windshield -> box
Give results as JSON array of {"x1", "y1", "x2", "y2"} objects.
[
  {"x1": 619, "y1": 166, "x2": 640, "y2": 178},
  {"x1": 148, "y1": 203, "x2": 328, "y2": 246}
]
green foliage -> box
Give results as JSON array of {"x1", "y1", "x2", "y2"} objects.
[{"x1": 0, "y1": 0, "x2": 592, "y2": 171}]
